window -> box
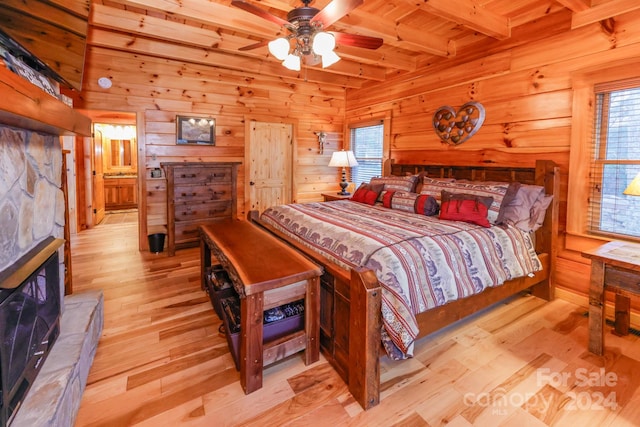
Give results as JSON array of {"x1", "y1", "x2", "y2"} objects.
[
  {"x1": 588, "y1": 80, "x2": 640, "y2": 240},
  {"x1": 349, "y1": 122, "x2": 384, "y2": 185}
]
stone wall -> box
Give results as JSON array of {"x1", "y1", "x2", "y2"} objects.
[{"x1": 0, "y1": 125, "x2": 65, "y2": 274}]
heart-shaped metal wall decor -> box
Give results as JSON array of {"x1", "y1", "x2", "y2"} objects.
[{"x1": 432, "y1": 101, "x2": 485, "y2": 145}]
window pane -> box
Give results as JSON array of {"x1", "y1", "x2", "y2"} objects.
[
  {"x1": 606, "y1": 89, "x2": 640, "y2": 160},
  {"x1": 351, "y1": 160, "x2": 382, "y2": 186},
  {"x1": 590, "y1": 85, "x2": 640, "y2": 239},
  {"x1": 350, "y1": 123, "x2": 383, "y2": 185},
  {"x1": 598, "y1": 164, "x2": 640, "y2": 237}
]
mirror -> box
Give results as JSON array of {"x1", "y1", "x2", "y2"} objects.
[
  {"x1": 0, "y1": 0, "x2": 90, "y2": 90},
  {"x1": 110, "y1": 139, "x2": 133, "y2": 168},
  {"x1": 94, "y1": 123, "x2": 137, "y2": 174}
]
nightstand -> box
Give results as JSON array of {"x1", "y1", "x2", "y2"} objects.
[
  {"x1": 321, "y1": 192, "x2": 352, "y2": 202},
  {"x1": 582, "y1": 240, "x2": 640, "y2": 355}
]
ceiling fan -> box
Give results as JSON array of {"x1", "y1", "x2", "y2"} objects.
[{"x1": 231, "y1": 0, "x2": 383, "y2": 70}]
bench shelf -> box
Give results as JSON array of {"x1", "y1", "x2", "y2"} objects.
[{"x1": 199, "y1": 220, "x2": 322, "y2": 394}]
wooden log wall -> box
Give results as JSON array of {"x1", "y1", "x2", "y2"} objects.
[
  {"x1": 345, "y1": 8, "x2": 640, "y2": 308},
  {"x1": 76, "y1": 46, "x2": 345, "y2": 248}
]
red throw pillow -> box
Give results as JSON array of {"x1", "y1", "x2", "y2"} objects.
[
  {"x1": 350, "y1": 183, "x2": 382, "y2": 205},
  {"x1": 439, "y1": 191, "x2": 493, "y2": 227},
  {"x1": 381, "y1": 190, "x2": 396, "y2": 208},
  {"x1": 414, "y1": 194, "x2": 439, "y2": 216}
]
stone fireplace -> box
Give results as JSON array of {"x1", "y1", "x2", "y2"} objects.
[
  {"x1": 0, "y1": 123, "x2": 103, "y2": 426},
  {"x1": 0, "y1": 126, "x2": 66, "y2": 282},
  {"x1": 0, "y1": 238, "x2": 62, "y2": 426}
]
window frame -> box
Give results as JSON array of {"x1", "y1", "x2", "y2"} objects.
[
  {"x1": 567, "y1": 63, "x2": 640, "y2": 250},
  {"x1": 344, "y1": 112, "x2": 391, "y2": 187}
]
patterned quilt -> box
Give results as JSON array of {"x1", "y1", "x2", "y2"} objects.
[{"x1": 260, "y1": 200, "x2": 542, "y2": 359}]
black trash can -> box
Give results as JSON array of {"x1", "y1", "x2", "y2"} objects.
[{"x1": 148, "y1": 233, "x2": 166, "y2": 253}]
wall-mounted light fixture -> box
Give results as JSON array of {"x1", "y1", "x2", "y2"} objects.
[{"x1": 315, "y1": 131, "x2": 327, "y2": 154}]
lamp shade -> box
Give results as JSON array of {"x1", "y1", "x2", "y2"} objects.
[
  {"x1": 328, "y1": 150, "x2": 358, "y2": 168},
  {"x1": 321, "y1": 50, "x2": 341, "y2": 68},
  {"x1": 312, "y1": 32, "x2": 335, "y2": 55},
  {"x1": 268, "y1": 38, "x2": 290, "y2": 60},
  {"x1": 282, "y1": 53, "x2": 301, "y2": 71},
  {"x1": 624, "y1": 172, "x2": 640, "y2": 196}
]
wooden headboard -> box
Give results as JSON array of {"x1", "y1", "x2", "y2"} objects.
[
  {"x1": 389, "y1": 159, "x2": 560, "y2": 268},
  {"x1": 390, "y1": 161, "x2": 537, "y2": 184}
]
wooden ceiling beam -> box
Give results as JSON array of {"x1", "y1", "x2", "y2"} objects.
[
  {"x1": 47, "y1": 0, "x2": 90, "y2": 17},
  {"x1": 92, "y1": 4, "x2": 224, "y2": 47},
  {"x1": 333, "y1": 10, "x2": 455, "y2": 56},
  {"x1": 336, "y1": 44, "x2": 417, "y2": 71},
  {"x1": 103, "y1": 0, "x2": 287, "y2": 38},
  {"x1": 404, "y1": 0, "x2": 511, "y2": 40},
  {"x1": 571, "y1": 0, "x2": 640, "y2": 29},
  {"x1": 4, "y1": 0, "x2": 88, "y2": 35},
  {"x1": 555, "y1": 0, "x2": 590, "y2": 13}
]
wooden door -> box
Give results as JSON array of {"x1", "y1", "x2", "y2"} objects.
[
  {"x1": 248, "y1": 121, "x2": 293, "y2": 213},
  {"x1": 92, "y1": 127, "x2": 105, "y2": 225}
]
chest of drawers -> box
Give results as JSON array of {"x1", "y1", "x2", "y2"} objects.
[{"x1": 162, "y1": 162, "x2": 239, "y2": 256}]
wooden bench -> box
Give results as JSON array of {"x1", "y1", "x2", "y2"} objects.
[{"x1": 199, "y1": 220, "x2": 323, "y2": 393}]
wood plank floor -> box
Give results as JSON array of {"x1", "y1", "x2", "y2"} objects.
[{"x1": 73, "y1": 220, "x2": 640, "y2": 426}]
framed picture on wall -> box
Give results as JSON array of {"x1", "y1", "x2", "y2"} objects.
[{"x1": 176, "y1": 115, "x2": 215, "y2": 145}]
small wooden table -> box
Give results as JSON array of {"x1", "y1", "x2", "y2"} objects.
[
  {"x1": 199, "y1": 220, "x2": 322, "y2": 394},
  {"x1": 582, "y1": 240, "x2": 640, "y2": 355},
  {"x1": 321, "y1": 192, "x2": 352, "y2": 202}
]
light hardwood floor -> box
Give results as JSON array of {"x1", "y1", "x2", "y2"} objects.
[{"x1": 73, "y1": 220, "x2": 640, "y2": 426}]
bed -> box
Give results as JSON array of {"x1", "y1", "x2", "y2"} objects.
[{"x1": 249, "y1": 159, "x2": 559, "y2": 409}]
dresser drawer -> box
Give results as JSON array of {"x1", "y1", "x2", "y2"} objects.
[
  {"x1": 174, "y1": 184, "x2": 231, "y2": 202},
  {"x1": 173, "y1": 167, "x2": 231, "y2": 185},
  {"x1": 175, "y1": 221, "x2": 205, "y2": 244},
  {"x1": 175, "y1": 201, "x2": 232, "y2": 221}
]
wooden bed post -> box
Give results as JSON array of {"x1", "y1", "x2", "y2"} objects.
[
  {"x1": 531, "y1": 159, "x2": 560, "y2": 301},
  {"x1": 348, "y1": 267, "x2": 382, "y2": 409}
]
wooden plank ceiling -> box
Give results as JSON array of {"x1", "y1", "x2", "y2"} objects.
[{"x1": 79, "y1": 0, "x2": 640, "y2": 90}]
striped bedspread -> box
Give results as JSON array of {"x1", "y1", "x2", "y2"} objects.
[{"x1": 260, "y1": 200, "x2": 542, "y2": 359}]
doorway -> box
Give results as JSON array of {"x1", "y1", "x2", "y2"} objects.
[
  {"x1": 93, "y1": 122, "x2": 138, "y2": 226},
  {"x1": 70, "y1": 110, "x2": 139, "y2": 234},
  {"x1": 246, "y1": 120, "x2": 294, "y2": 214}
]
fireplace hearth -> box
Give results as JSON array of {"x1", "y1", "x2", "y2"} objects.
[{"x1": 0, "y1": 237, "x2": 63, "y2": 426}]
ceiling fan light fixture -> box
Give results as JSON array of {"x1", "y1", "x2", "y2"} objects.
[
  {"x1": 321, "y1": 50, "x2": 341, "y2": 68},
  {"x1": 233, "y1": 0, "x2": 384, "y2": 71},
  {"x1": 312, "y1": 31, "x2": 335, "y2": 55},
  {"x1": 283, "y1": 53, "x2": 301, "y2": 71},
  {"x1": 268, "y1": 37, "x2": 290, "y2": 60}
]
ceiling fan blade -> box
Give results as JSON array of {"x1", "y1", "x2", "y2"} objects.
[
  {"x1": 238, "y1": 40, "x2": 270, "y2": 51},
  {"x1": 311, "y1": 0, "x2": 363, "y2": 28},
  {"x1": 331, "y1": 32, "x2": 383, "y2": 49},
  {"x1": 231, "y1": 0, "x2": 290, "y2": 27}
]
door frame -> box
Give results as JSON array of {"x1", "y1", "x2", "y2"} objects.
[
  {"x1": 244, "y1": 115, "x2": 298, "y2": 217},
  {"x1": 91, "y1": 125, "x2": 105, "y2": 226},
  {"x1": 73, "y1": 110, "x2": 144, "y2": 248}
]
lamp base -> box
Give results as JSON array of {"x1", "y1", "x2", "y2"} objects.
[{"x1": 338, "y1": 179, "x2": 350, "y2": 196}]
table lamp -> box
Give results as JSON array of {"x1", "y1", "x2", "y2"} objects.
[{"x1": 328, "y1": 150, "x2": 358, "y2": 196}]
